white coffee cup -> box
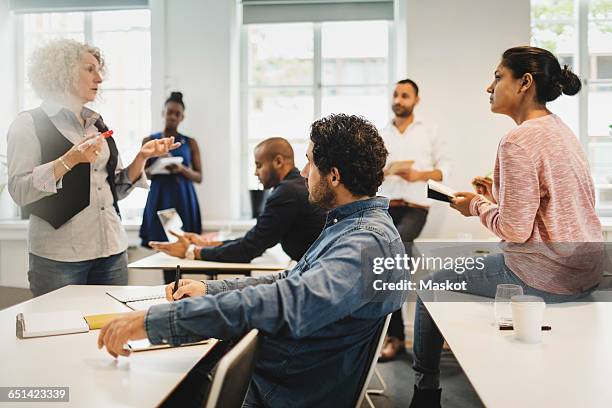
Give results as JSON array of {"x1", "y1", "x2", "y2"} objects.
[{"x1": 510, "y1": 295, "x2": 546, "y2": 343}]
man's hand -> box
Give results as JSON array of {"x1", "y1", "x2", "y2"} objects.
[
  {"x1": 395, "y1": 167, "x2": 424, "y2": 182},
  {"x1": 450, "y1": 192, "x2": 477, "y2": 217},
  {"x1": 384, "y1": 160, "x2": 414, "y2": 177},
  {"x1": 472, "y1": 176, "x2": 495, "y2": 203},
  {"x1": 149, "y1": 230, "x2": 190, "y2": 258},
  {"x1": 97, "y1": 311, "x2": 147, "y2": 358},
  {"x1": 183, "y1": 232, "x2": 222, "y2": 247},
  {"x1": 165, "y1": 278, "x2": 207, "y2": 301}
]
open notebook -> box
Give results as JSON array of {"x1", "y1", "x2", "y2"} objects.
[{"x1": 106, "y1": 286, "x2": 169, "y2": 311}]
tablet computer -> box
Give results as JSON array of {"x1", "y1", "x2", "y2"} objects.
[{"x1": 157, "y1": 208, "x2": 184, "y2": 242}]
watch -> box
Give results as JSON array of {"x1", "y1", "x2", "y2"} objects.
[{"x1": 185, "y1": 244, "x2": 196, "y2": 260}]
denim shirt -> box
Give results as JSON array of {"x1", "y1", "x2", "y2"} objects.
[{"x1": 145, "y1": 196, "x2": 407, "y2": 407}]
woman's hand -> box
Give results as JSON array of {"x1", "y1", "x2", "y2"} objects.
[
  {"x1": 472, "y1": 176, "x2": 495, "y2": 203},
  {"x1": 64, "y1": 135, "x2": 104, "y2": 166},
  {"x1": 139, "y1": 137, "x2": 181, "y2": 160},
  {"x1": 450, "y1": 192, "x2": 477, "y2": 217},
  {"x1": 164, "y1": 279, "x2": 207, "y2": 301},
  {"x1": 165, "y1": 163, "x2": 183, "y2": 174}
]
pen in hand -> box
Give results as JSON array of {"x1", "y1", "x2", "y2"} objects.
[{"x1": 173, "y1": 265, "x2": 180, "y2": 295}]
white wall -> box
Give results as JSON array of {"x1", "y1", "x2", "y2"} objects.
[
  {"x1": 150, "y1": 0, "x2": 242, "y2": 221},
  {"x1": 403, "y1": 0, "x2": 531, "y2": 239}
]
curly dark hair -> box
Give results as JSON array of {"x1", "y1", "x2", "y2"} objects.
[{"x1": 310, "y1": 114, "x2": 388, "y2": 197}]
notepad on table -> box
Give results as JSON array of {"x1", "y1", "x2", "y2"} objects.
[
  {"x1": 106, "y1": 286, "x2": 169, "y2": 311},
  {"x1": 16, "y1": 310, "x2": 89, "y2": 339},
  {"x1": 427, "y1": 179, "x2": 457, "y2": 203}
]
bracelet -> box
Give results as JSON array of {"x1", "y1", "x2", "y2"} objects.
[{"x1": 58, "y1": 157, "x2": 72, "y2": 171}]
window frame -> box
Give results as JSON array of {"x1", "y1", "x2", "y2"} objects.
[
  {"x1": 239, "y1": 20, "x2": 396, "y2": 217},
  {"x1": 532, "y1": 0, "x2": 612, "y2": 217}
]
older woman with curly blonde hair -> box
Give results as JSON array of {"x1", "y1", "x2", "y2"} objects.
[{"x1": 7, "y1": 39, "x2": 180, "y2": 296}]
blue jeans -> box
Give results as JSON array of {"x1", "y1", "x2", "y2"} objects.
[
  {"x1": 413, "y1": 253, "x2": 594, "y2": 390},
  {"x1": 28, "y1": 251, "x2": 128, "y2": 297}
]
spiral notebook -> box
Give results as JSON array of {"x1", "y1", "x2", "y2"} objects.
[{"x1": 106, "y1": 286, "x2": 168, "y2": 311}]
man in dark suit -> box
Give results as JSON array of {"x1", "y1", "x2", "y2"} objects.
[{"x1": 150, "y1": 137, "x2": 327, "y2": 263}]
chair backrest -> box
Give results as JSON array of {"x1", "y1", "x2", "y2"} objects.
[
  {"x1": 353, "y1": 313, "x2": 392, "y2": 408},
  {"x1": 204, "y1": 329, "x2": 260, "y2": 408}
]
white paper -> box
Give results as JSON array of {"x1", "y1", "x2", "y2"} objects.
[
  {"x1": 106, "y1": 286, "x2": 166, "y2": 303},
  {"x1": 19, "y1": 310, "x2": 89, "y2": 338},
  {"x1": 427, "y1": 179, "x2": 457, "y2": 197},
  {"x1": 148, "y1": 156, "x2": 184, "y2": 175}
]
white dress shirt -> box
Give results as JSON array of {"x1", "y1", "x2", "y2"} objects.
[
  {"x1": 7, "y1": 100, "x2": 148, "y2": 262},
  {"x1": 379, "y1": 118, "x2": 451, "y2": 207}
]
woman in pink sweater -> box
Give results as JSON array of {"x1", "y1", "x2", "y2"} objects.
[{"x1": 409, "y1": 46, "x2": 604, "y2": 408}]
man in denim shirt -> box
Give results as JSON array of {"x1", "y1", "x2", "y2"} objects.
[{"x1": 98, "y1": 114, "x2": 407, "y2": 407}]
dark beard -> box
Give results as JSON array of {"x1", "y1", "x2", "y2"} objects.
[
  {"x1": 392, "y1": 104, "x2": 413, "y2": 118},
  {"x1": 264, "y1": 169, "x2": 281, "y2": 190},
  {"x1": 309, "y1": 178, "x2": 336, "y2": 210}
]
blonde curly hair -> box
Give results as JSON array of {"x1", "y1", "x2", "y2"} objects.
[{"x1": 28, "y1": 38, "x2": 105, "y2": 100}]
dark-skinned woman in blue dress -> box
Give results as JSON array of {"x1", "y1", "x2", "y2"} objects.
[{"x1": 139, "y1": 92, "x2": 202, "y2": 283}]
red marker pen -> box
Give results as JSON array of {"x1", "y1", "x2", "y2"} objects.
[{"x1": 79, "y1": 130, "x2": 114, "y2": 149}]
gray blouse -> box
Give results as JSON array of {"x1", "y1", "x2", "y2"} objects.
[{"x1": 7, "y1": 100, "x2": 147, "y2": 262}]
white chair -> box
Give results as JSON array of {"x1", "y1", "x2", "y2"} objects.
[
  {"x1": 204, "y1": 329, "x2": 260, "y2": 408},
  {"x1": 354, "y1": 313, "x2": 392, "y2": 408}
]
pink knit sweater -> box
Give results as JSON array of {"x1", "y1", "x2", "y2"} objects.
[{"x1": 470, "y1": 114, "x2": 603, "y2": 294}]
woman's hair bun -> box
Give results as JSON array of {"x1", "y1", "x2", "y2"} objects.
[
  {"x1": 165, "y1": 91, "x2": 185, "y2": 109},
  {"x1": 169, "y1": 91, "x2": 183, "y2": 102},
  {"x1": 559, "y1": 65, "x2": 582, "y2": 96}
]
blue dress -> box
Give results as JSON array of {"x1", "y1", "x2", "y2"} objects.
[{"x1": 139, "y1": 132, "x2": 202, "y2": 246}]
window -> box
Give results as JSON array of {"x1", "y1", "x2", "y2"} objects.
[
  {"x1": 242, "y1": 20, "x2": 393, "y2": 200},
  {"x1": 531, "y1": 0, "x2": 612, "y2": 216},
  {"x1": 18, "y1": 9, "x2": 151, "y2": 219}
]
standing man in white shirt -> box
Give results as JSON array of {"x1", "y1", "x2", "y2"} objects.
[{"x1": 378, "y1": 79, "x2": 451, "y2": 361}]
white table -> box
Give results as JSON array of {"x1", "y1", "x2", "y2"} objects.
[
  {"x1": 0, "y1": 285, "x2": 218, "y2": 407},
  {"x1": 422, "y1": 290, "x2": 612, "y2": 408},
  {"x1": 128, "y1": 251, "x2": 290, "y2": 274}
]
